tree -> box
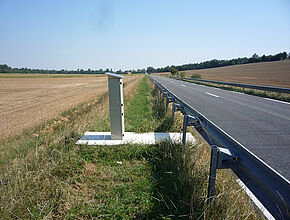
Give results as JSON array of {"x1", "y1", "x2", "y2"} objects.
[
  {"x1": 170, "y1": 67, "x2": 178, "y2": 75},
  {"x1": 0, "y1": 64, "x2": 9, "y2": 73},
  {"x1": 281, "y1": 52, "x2": 287, "y2": 60},
  {"x1": 146, "y1": 66, "x2": 155, "y2": 74},
  {"x1": 252, "y1": 53, "x2": 259, "y2": 59}
]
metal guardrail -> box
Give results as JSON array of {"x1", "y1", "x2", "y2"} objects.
[
  {"x1": 170, "y1": 76, "x2": 290, "y2": 94},
  {"x1": 151, "y1": 76, "x2": 290, "y2": 220}
]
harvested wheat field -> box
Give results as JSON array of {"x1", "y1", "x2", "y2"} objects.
[
  {"x1": 184, "y1": 60, "x2": 290, "y2": 87},
  {"x1": 0, "y1": 74, "x2": 138, "y2": 140},
  {"x1": 157, "y1": 60, "x2": 290, "y2": 87}
]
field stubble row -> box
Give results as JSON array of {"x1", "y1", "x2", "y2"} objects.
[{"x1": 0, "y1": 75, "x2": 137, "y2": 140}]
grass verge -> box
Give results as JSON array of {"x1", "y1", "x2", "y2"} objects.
[{"x1": 0, "y1": 76, "x2": 263, "y2": 219}]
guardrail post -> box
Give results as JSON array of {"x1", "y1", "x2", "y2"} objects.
[
  {"x1": 207, "y1": 147, "x2": 234, "y2": 204},
  {"x1": 166, "y1": 96, "x2": 172, "y2": 113},
  {"x1": 182, "y1": 114, "x2": 188, "y2": 147},
  {"x1": 162, "y1": 92, "x2": 167, "y2": 102},
  {"x1": 207, "y1": 146, "x2": 219, "y2": 203},
  {"x1": 171, "y1": 103, "x2": 182, "y2": 124},
  {"x1": 182, "y1": 115, "x2": 197, "y2": 147},
  {"x1": 172, "y1": 103, "x2": 176, "y2": 124}
]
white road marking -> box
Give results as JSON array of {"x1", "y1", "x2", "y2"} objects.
[
  {"x1": 237, "y1": 179, "x2": 275, "y2": 220},
  {"x1": 205, "y1": 92, "x2": 219, "y2": 98},
  {"x1": 181, "y1": 85, "x2": 186, "y2": 87},
  {"x1": 230, "y1": 91, "x2": 244, "y2": 95},
  {"x1": 170, "y1": 81, "x2": 174, "y2": 83},
  {"x1": 263, "y1": 98, "x2": 290, "y2": 105}
]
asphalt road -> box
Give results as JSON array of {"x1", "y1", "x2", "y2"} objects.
[{"x1": 151, "y1": 75, "x2": 290, "y2": 181}]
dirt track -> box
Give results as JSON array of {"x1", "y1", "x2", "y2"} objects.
[{"x1": 0, "y1": 75, "x2": 139, "y2": 140}]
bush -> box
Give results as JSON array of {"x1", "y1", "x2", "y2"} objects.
[
  {"x1": 191, "y1": 73, "x2": 202, "y2": 79},
  {"x1": 180, "y1": 72, "x2": 186, "y2": 77}
]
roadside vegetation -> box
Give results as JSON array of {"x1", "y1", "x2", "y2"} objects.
[
  {"x1": 191, "y1": 73, "x2": 202, "y2": 79},
  {"x1": 169, "y1": 67, "x2": 186, "y2": 78},
  {"x1": 0, "y1": 76, "x2": 263, "y2": 219}
]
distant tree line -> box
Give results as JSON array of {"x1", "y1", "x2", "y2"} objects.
[
  {"x1": 146, "y1": 51, "x2": 289, "y2": 74},
  {"x1": 1, "y1": 51, "x2": 288, "y2": 74},
  {"x1": 0, "y1": 64, "x2": 147, "y2": 75},
  {"x1": 116, "y1": 69, "x2": 146, "y2": 74}
]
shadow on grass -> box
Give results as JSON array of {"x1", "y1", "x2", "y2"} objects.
[{"x1": 135, "y1": 142, "x2": 208, "y2": 219}]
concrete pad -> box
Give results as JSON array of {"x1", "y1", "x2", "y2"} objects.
[{"x1": 76, "y1": 132, "x2": 195, "y2": 146}]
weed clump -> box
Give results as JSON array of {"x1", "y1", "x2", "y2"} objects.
[{"x1": 191, "y1": 73, "x2": 202, "y2": 79}]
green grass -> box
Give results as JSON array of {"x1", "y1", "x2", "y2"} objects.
[
  {"x1": 54, "y1": 144, "x2": 155, "y2": 218},
  {"x1": 125, "y1": 77, "x2": 152, "y2": 132},
  {"x1": 125, "y1": 77, "x2": 178, "y2": 133},
  {"x1": 0, "y1": 76, "x2": 263, "y2": 219}
]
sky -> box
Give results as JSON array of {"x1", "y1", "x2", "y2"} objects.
[{"x1": 0, "y1": 0, "x2": 289, "y2": 71}]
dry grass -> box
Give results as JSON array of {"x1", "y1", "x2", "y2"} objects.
[{"x1": 0, "y1": 75, "x2": 263, "y2": 219}]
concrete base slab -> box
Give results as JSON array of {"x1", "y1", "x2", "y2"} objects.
[{"x1": 76, "y1": 132, "x2": 195, "y2": 146}]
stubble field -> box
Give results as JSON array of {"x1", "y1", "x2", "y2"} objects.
[
  {"x1": 158, "y1": 60, "x2": 290, "y2": 88},
  {"x1": 185, "y1": 60, "x2": 290, "y2": 87},
  {"x1": 0, "y1": 75, "x2": 137, "y2": 140}
]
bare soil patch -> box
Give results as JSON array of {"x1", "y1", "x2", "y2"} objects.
[{"x1": 0, "y1": 75, "x2": 139, "y2": 140}]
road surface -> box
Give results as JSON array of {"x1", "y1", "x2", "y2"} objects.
[{"x1": 151, "y1": 75, "x2": 290, "y2": 181}]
